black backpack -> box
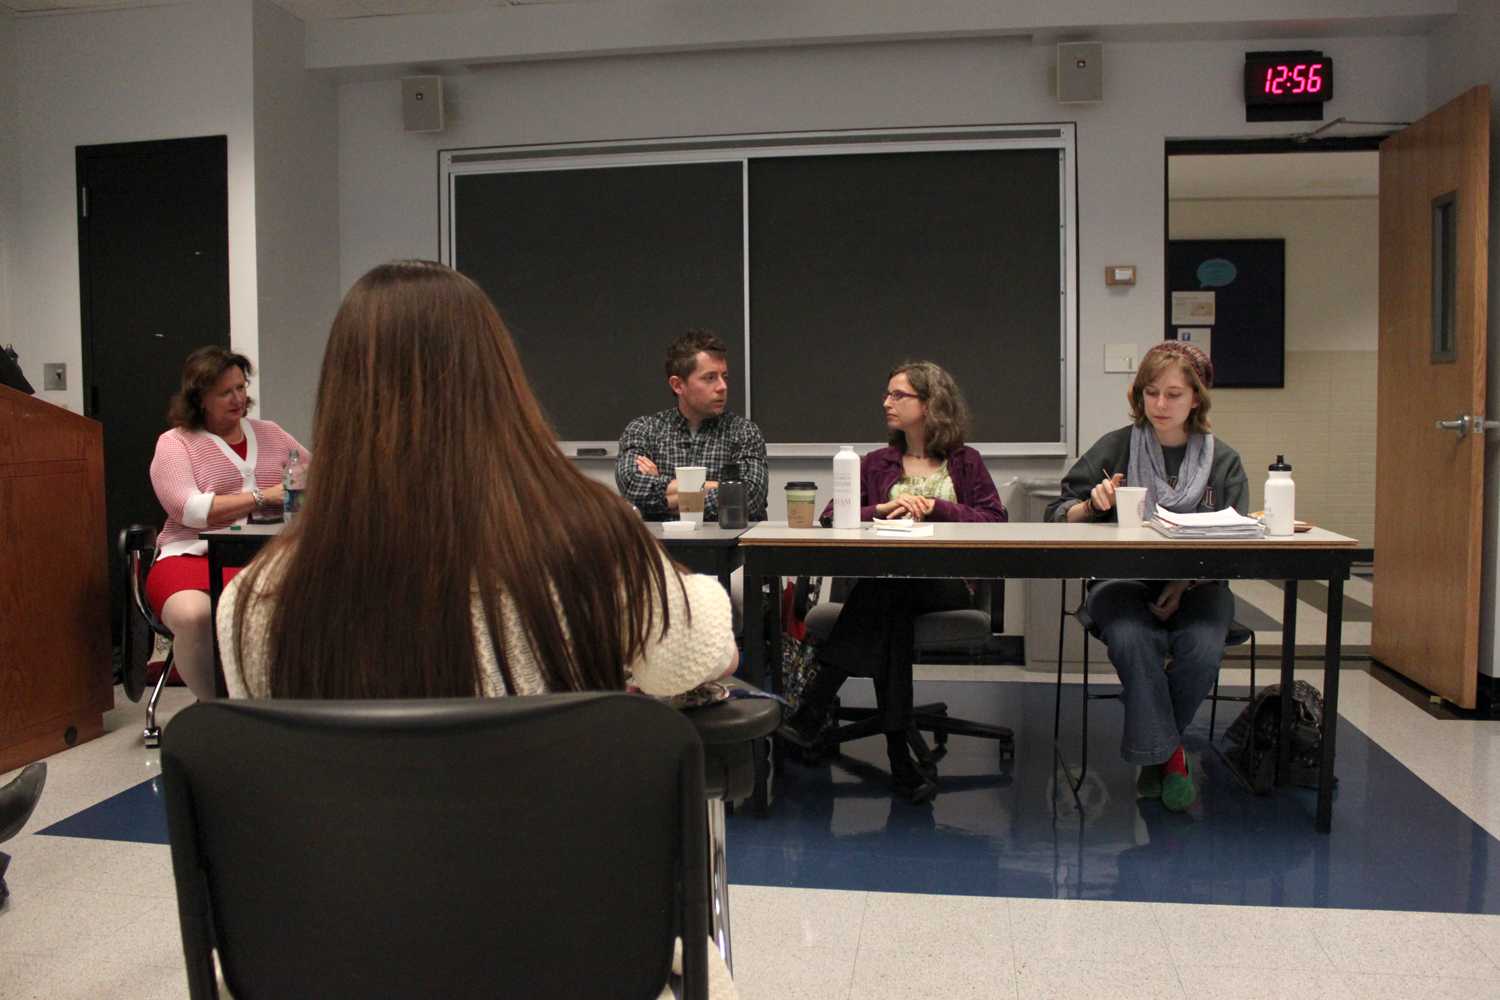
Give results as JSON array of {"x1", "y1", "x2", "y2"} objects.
[{"x1": 1222, "y1": 680, "x2": 1331, "y2": 794}]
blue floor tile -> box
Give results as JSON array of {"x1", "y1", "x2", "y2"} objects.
[
  {"x1": 38, "y1": 776, "x2": 170, "y2": 845},
  {"x1": 725, "y1": 679, "x2": 1500, "y2": 914},
  {"x1": 36, "y1": 678, "x2": 1500, "y2": 914}
]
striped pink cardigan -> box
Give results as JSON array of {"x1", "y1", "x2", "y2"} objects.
[{"x1": 150, "y1": 418, "x2": 307, "y2": 558}]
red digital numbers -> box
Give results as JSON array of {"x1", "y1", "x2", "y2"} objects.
[{"x1": 1264, "y1": 62, "x2": 1325, "y2": 96}]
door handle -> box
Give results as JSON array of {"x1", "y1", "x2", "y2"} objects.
[{"x1": 1435, "y1": 414, "x2": 1500, "y2": 439}]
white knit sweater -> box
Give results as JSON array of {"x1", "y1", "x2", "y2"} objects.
[{"x1": 217, "y1": 548, "x2": 737, "y2": 701}]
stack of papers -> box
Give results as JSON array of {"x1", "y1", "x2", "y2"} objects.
[
  {"x1": 1148, "y1": 507, "x2": 1266, "y2": 539},
  {"x1": 873, "y1": 517, "x2": 934, "y2": 537}
]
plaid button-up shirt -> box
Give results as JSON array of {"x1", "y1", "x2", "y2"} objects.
[{"x1": 615, "y1": 407, "x2": 768, "y2": 521}]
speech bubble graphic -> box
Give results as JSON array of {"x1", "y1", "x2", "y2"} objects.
[{"x1": 1196, "y1": 258, "x2": 1237, "y2": 288}]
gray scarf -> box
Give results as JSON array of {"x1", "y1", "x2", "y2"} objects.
[{"x1": 1128, "y1": 423, "x2": 1214, "y2": 517}]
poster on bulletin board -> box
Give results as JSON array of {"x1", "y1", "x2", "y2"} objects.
[{"x1": 1166, "y1": 238, "x2": 1285, "y2": 388}]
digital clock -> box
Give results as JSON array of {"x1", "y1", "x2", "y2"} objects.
[{"x1": 1243, "y1": 51, "x2": 1332, "y2": 122}]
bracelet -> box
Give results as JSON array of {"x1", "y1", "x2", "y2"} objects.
[{"x1": 250, "y1": 486, "x2": 265, "y2": 508}]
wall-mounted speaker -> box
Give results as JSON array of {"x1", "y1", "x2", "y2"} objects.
[
  {"x1": 402, "y1": 76, "x2": 445, "y2": 133},
  {"x1": 1056, "y1": 42, "x2": 1103, "y2": 103}
]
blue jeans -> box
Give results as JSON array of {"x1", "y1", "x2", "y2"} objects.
[{"x1": 1085, "y1": 579, "x2": 1235, "y2": 765}]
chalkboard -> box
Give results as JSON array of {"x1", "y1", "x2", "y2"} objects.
[
  {"x1": 1166, "y1": 238, "x2": 1286, "y2": 389},
  {"x1": 448, "y1": 138, "x2": 1068, "y2": 448},
  {"x1": 453, "y1": 162, "x2": 745, "y2": 441},
  {"x1": 748, "y1": 149, "x2": 1061, "y2": 443}
]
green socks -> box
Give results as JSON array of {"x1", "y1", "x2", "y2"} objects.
[{"x1": 1161, "y1": 749, "x2": 1196, "y2": 812}]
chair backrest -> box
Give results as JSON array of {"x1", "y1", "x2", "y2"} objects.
[
  {"x1": 161, "y1": 694, "x2": 708, "y2": 1000},
  {"x1": 117, "y1": 524, "x2": 161, "y2": 628}
]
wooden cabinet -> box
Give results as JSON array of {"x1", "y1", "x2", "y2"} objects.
[{"x1": 0, "y1": 385, "x2": 112, "y2": 772}]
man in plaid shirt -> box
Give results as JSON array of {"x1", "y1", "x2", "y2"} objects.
[{"x1": 616, "y1": 330, "x2": 768, "y2": 521}]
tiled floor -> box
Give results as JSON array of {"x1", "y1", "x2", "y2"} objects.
[{"x1": 5, "y1": 661, "x2": 1500, "y2": 1000}]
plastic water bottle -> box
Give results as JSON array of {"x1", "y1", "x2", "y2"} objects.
[
  {"x1": 1264, "y1": 455, "x2": 1295, "y2": 536},
  {"x1": 832, "y1": 446, "x2": 860, "y2": 529},
  {"x1": 282, "y1": 448, "x2": 306, "y2": 524},
  {"x1": 717, "y1": 462, "x2": 748, "y2": 530}
]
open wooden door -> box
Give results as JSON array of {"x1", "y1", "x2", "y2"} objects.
[{"x1": 1372, "y1": 85, "x2": 1490, "y2": 708}]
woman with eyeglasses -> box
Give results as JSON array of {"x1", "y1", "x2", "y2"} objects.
[{"x1": 784, "y1": 361, "x2": 1006, "y2": 802}]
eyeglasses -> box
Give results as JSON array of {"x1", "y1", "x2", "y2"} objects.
[{"x1": 882, "y1": 390, "x2": 922, "y2": 403}]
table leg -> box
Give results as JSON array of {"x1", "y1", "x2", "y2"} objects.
[
  {"x1": 1276, "y1": 581, "x2": 1298, "y2": 787},
  {"x1": 1316, "y1": 577, "x2": 1344, "y2": 833},
  {"x1": 741, "y1": 559, "x2": 764, "y2": 689},
  {"x1": 207, "y1": 544, "x2": 229, "y2": 697}
]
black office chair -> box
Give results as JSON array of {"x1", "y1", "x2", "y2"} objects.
[
  {"x1": 118, "y1": 525, "x2": 175, "y2": 748},
  {"x1": 161, "y1": 695, "x2": 711, "y2": 1000},
  {"x1": 1052, "y1": 578, "x2": 1256, "y2": 792},
  {"x1": 799, "y1": 577, "x2": 1016, "y2": 775},
  {"x1": 689, "y1": 680, "x2": 782, "y2": 972}
]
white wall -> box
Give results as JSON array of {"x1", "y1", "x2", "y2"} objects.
[
  {"x1": 1427, "y1": 0, "x2": 1500, "y2": 677},
  {"x1": 251, "y1": 0, "x2": 341, "y2": 442},
  {"x1": 337, "y1": 33, "x2": 1427, "y2": 448},
  {"x1": 8, "y1": 0, "x2": 258, "y2": 412},
  {"x1": 0, "y1": 13, "x2": 18, "y2": 354},
  {"x1": 1170, "y1": 196, "x2": 1379, "y2": 352}
]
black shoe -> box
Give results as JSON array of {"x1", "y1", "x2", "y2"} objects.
[
  {"x1": 887, "y1": 735, "x2": 938, "y2": 803},
  {"x1": 0, "y1": 763, "x2": 45, "y2": 844},
  {"x1": 781, "y1": 705, "x2": 829, "y2": 750}
]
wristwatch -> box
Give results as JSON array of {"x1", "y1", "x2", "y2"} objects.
[{"x1": 250, "y1": 486, "x2": 265, "y2": 509}]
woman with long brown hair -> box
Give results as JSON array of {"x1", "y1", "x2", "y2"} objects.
[
  {"x1": 785, "y1": 361, "x2": 1006, "y2": 803},
  {"x1": 218, "y1": 259, "x2": 735, "y2": 704}
]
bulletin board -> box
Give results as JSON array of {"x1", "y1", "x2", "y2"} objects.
[{"x1": 1165, "y1": 238, "x2": 1285, "y2": 389}]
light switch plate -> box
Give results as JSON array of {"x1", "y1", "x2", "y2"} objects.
[
  {"x1": 1104, "y1": 343, "x2": 1136, "y2": 373},
  {"x1": 43, "y1": 363, "x2": 66, "y2": 390}
]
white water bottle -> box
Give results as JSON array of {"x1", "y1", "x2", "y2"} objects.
[
  {"x1": 832, "y1": 445, "x2": 860, "y2": 529},
  {"x1": 1264, "y1": 455, "x2": 1295, "y2": 536}
]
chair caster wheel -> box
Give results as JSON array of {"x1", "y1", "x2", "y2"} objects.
[{"x1": 144, "y1": 727, "x2": 161, "y2": 749}]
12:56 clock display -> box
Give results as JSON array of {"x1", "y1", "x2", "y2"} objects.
[{"x1": 1244, "y1": 54, "x2": 1334, "y2": 106}]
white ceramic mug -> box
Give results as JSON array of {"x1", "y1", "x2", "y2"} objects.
[
  {"x1": 1114, "y1": 486, "x2": 1148, "y2": 530},
  {"x1": 677, "y1": 466, "x2": 707, "y2": 523}
]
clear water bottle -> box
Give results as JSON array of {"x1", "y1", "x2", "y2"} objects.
[
  {"x1": 717, "y1": 462, "x2": 748, "y2": 530},
  {"x1": 282, "y1": 448, "x2": 306, "y2": 524}
]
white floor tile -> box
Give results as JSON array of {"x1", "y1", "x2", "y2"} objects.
[
  {"x1": 856, "y1": 891, "x2": 1010, "y2": 959},
  {"x1": 1339, "y1": 973, "x2": 1500, "y2": 999},
  {"x1": 732, "y1": 938, "x2": 856, "y2": 1000},
  {"x1": 1010, "y1": 899, "x2": 1170, "y2": 965},
  {"x1": 1309, "y1": 909, "x2": 1495, "y2": 976},
  {"x1": 729, "y1": 884, "x2": 867, "y2": 952},
  {"x1": 1174, "y1": 966, "x2": 1354, "y2": 1000},
  {"x1": 1152, "y1": 902, "x2": 1332, "y2": 970},
  {"x1": 1014, "y1": 959, "x2": 1186, "y2": 1000},
  {"x1": 850, "y1": 946, "x2": 1015, "y2": 1000}
]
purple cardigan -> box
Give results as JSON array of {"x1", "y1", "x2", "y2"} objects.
[{"x1": 819, "y1": 445, "x2": 1008, "y2": 525}]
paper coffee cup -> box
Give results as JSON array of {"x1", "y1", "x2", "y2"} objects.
[
  {"x1": 1114, "y1": 486, "x2": 1147, "y2": 530},
  {"x1": 785, "y1": 481, "x2": 818, "y2": 529},
  {"x1": 676, "y1": 466, "x2": 707, "y2": 524}
]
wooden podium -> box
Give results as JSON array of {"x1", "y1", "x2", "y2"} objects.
[{"x1": 0, "y1": 385, "x2": 112, "y2": 772}]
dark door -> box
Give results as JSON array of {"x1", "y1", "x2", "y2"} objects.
[{"x1": 77, "y1": 136, "x2": 229, "y2": 641}]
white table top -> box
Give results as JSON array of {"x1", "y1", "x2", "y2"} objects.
[{"x1": 738, "y1": 522, "x2": 1362, "y2": 549}]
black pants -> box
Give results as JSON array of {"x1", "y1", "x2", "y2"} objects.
[{"x1": 812, "y1": 578, "x2": 973, "y2": 732}]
